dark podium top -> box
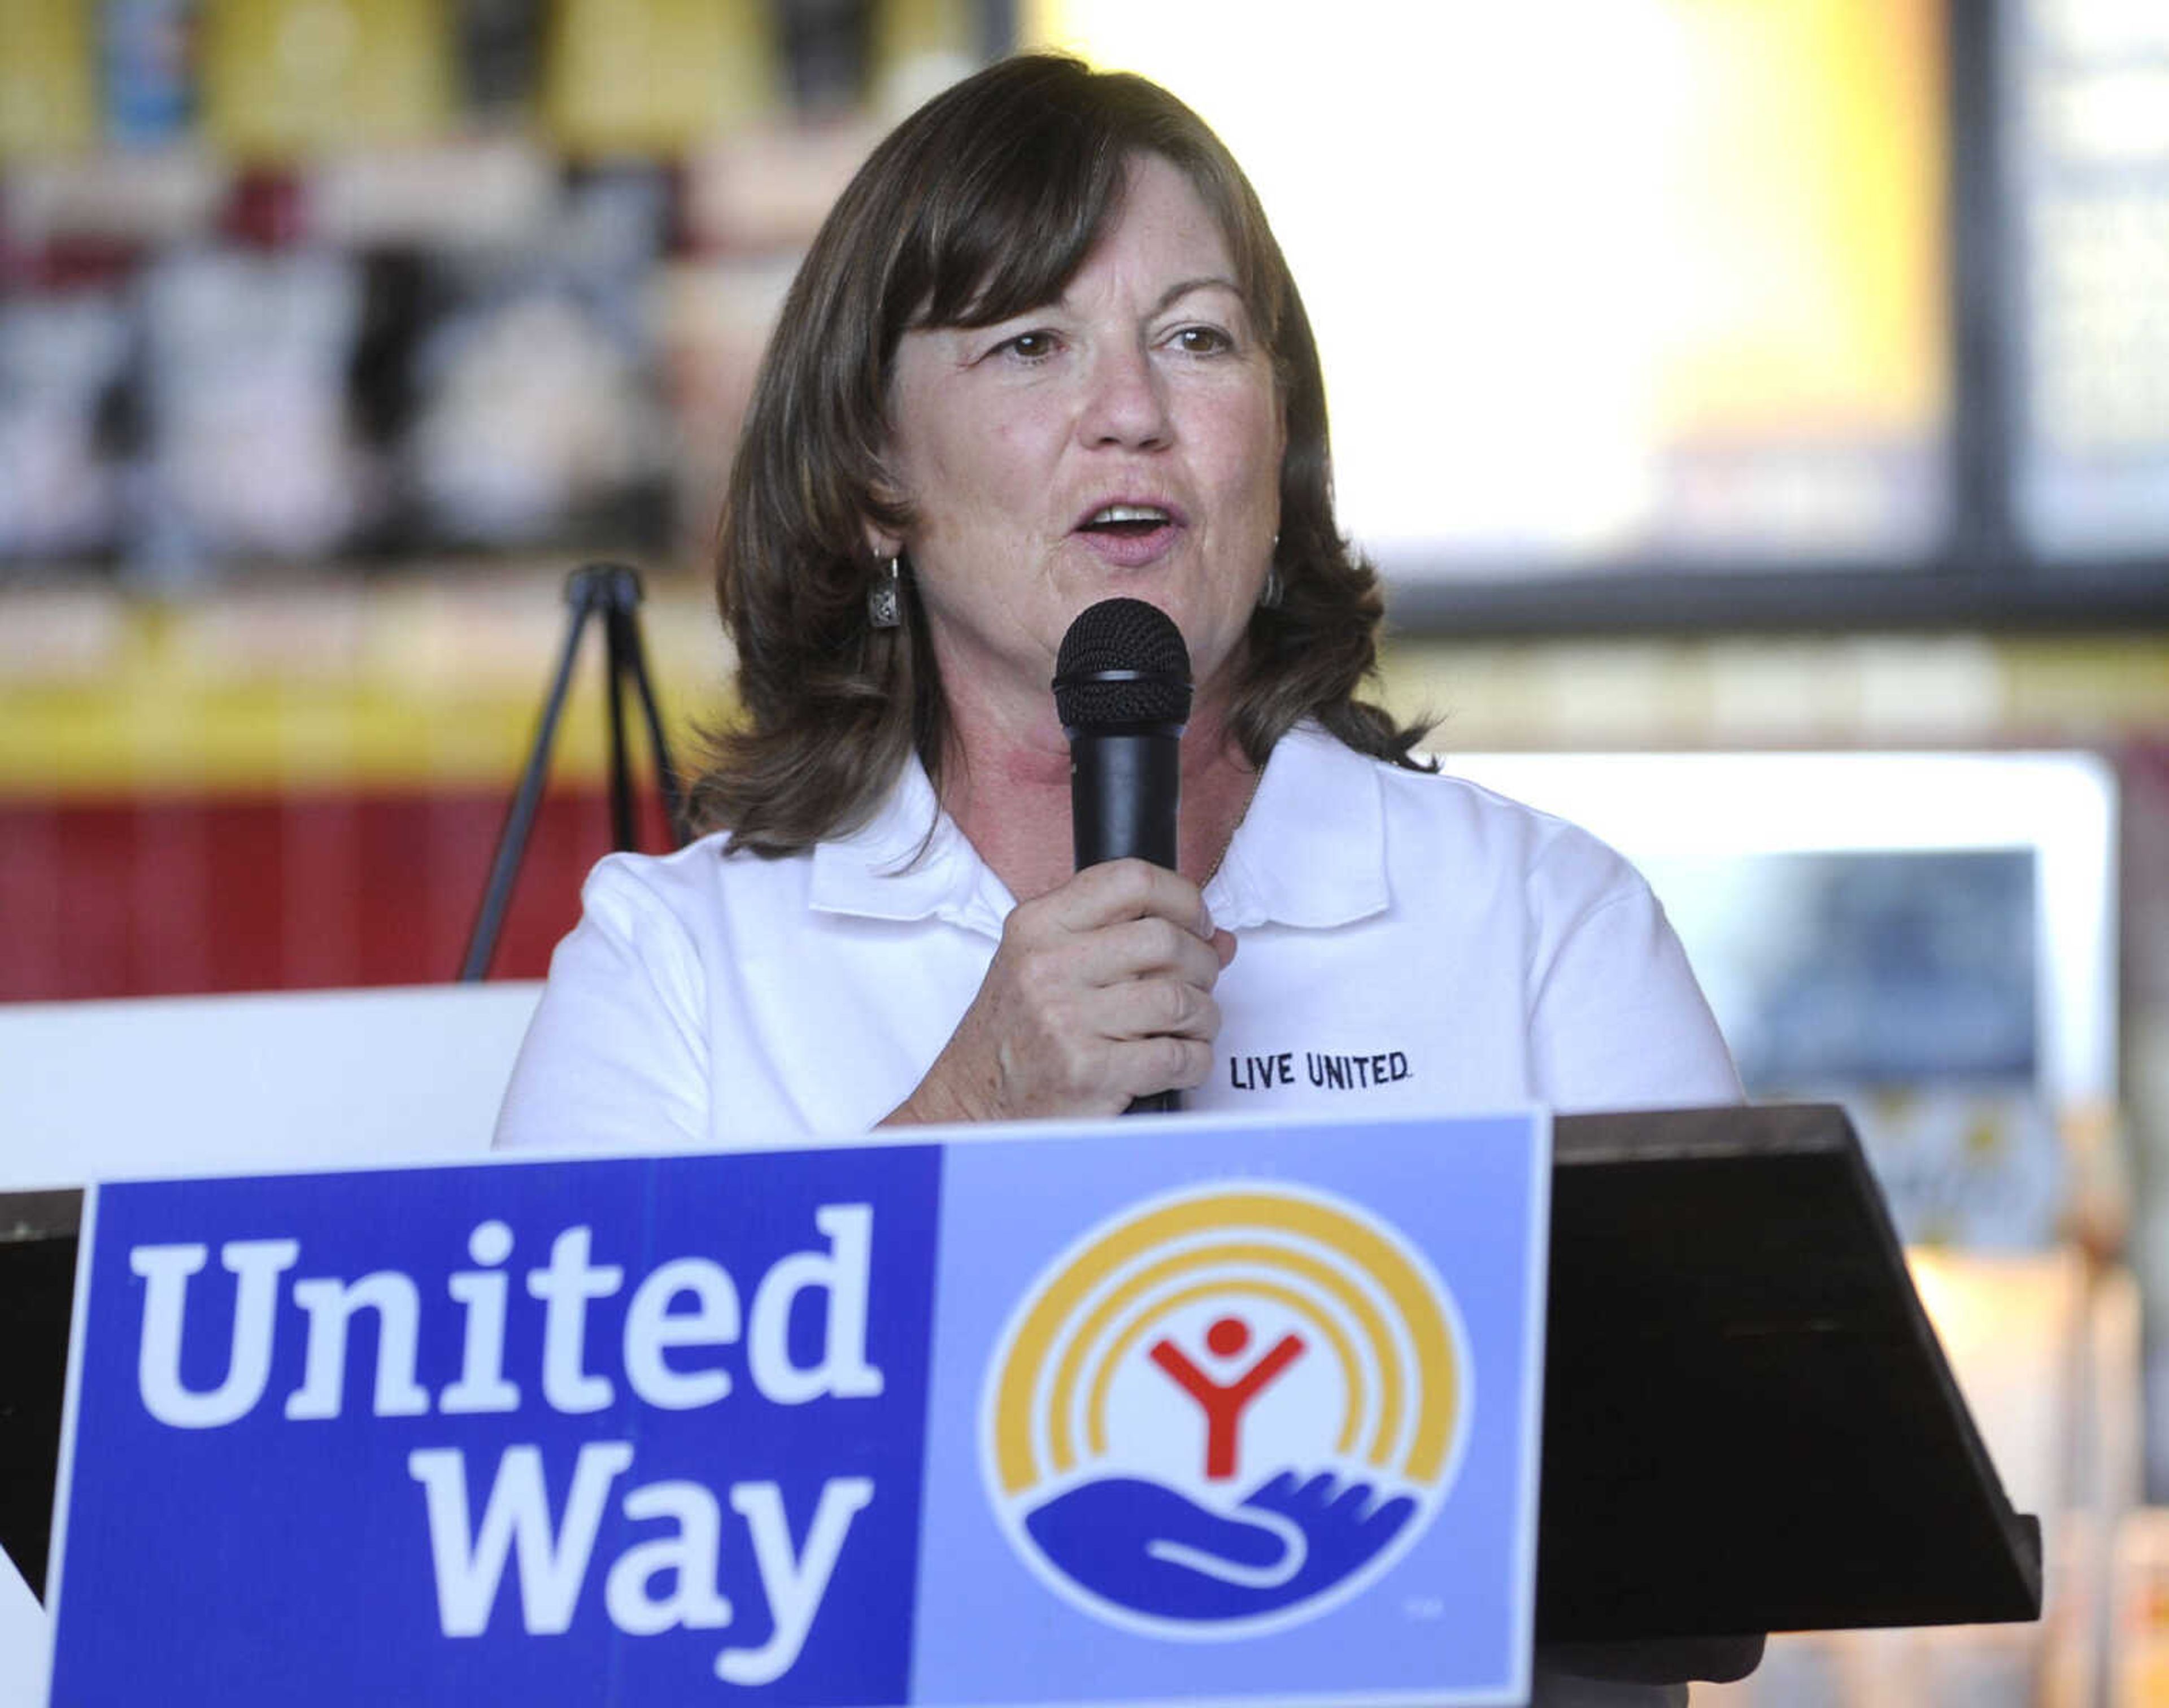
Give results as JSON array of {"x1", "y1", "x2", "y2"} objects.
[
  {"x1": 0, "y1": 1104, "x2": 2041, "y2": 1639},
  {"x1": 1538, "y1": 1103, "x2": 2041, "y2": 1640}
]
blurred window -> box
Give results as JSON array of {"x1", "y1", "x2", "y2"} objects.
[{"x1": 1027, "y1": 0, "x2": 1951, "y2": 578}]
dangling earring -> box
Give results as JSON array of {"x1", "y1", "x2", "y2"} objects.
[
  {"x1": 868, "y1": 555, "x2": 903, "y2": 629},
  {"x1": 1260, "y1": 534, "x2": 1284, "y2": 610}
]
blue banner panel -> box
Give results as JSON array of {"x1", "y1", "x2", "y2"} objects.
[
  {"x1": 50, "y1": 1147, "x2": 942, "y2": 1707},
  {"x1": 914, "y1": 1114, "x2": 1547, "y2": 1707},
  {"x1": 50, "y1": 1112, "x2": 1546, "y2": 1708}
]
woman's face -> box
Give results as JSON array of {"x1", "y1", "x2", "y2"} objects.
[{"x1": 878, "y1": 153, "x2": 1285, "y2": 739}]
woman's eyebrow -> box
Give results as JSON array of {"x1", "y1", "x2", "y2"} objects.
[
  {"x1": 1035, "y1": 275, "x2": 1243, "y2": 317},
  {"x1": 1151, "y1": 275, "x2": 1244, "y2": 312}
]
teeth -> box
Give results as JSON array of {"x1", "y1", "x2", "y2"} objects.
[{"x1": 1088, "y1": 505, "x2": 1170, "y2": 525}]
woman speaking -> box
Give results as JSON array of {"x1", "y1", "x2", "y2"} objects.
[
  {"x1": 496, "y1": 54, "x2": 1754, "y2": 1700},
  {"x1": 497, "y1": 52, "x2": 1738, "y2": 1146}
]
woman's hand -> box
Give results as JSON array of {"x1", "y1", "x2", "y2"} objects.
[{"x1": 883, "y1": 859, "x2": 1236, "y2": 1125}]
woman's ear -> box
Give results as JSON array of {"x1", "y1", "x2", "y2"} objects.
[{"x1": 861, "y1": 461, "x2": 908, "y2": 562}]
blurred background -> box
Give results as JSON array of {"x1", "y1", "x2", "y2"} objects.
[{"x1": 0, "y1": 0, "x2": 2166, "y2": 1699}]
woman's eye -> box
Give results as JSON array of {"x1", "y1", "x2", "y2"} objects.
[
  {"x1": 1171, "y1": 324, "x2": 1234, "y2": 355},
  {"x1": 997, "y1": 330, "x2": 1060, "y2": 361}
]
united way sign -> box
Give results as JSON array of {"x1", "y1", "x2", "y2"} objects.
[{"x1": 47, "y1": 1112, "x2": 1549, "y2": 1707}]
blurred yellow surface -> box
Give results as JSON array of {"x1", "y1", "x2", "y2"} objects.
[
  {"x1": 0, "y1": 574, "x2": 730, "y2": 796},
  {"x1": 203, "y1": 0, "x2": 456, "y2": 158},
  {"x1": 5, "y1": 577, "x2": 2169, "y2": 797},
  {"x1": 0, "y1": 0, "x2": 98, "y2": 158},
  {"x1": 542, "y1": 0, "x2": 778, "y2": 155}
]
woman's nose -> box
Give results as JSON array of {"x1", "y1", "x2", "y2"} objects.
[{"x1": 1078, "y1": 341, "x2": 1173, "y2": 449}]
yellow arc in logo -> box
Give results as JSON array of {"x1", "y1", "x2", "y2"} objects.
[{"x1": 991, "y1": 1189, "x2": 1460, "y2": 1497}]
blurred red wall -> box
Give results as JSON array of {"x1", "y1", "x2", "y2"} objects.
[{"x1": 0, "y1": 787, "x2": 666, "y2": 1000}]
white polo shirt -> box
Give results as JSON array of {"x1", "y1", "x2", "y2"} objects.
[{"x1": 495, "y1": 722, "x2": 1740, "y2": 1151}]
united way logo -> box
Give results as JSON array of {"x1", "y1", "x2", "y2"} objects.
[{"x1": 983, "y1": 1183, "x2": 1469, "y2": 1638}]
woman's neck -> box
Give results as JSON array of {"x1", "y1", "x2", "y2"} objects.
[{"x1": 938, "y1": 694, "x2": 1259, "y2": 905}]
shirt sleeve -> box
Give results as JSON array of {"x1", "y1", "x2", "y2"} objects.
[
  {"x1": 492, "y1": 856, "x2": 712, "y2": 1152},
  {"x1": 1524, "y1": 835, "x2": 1744, "y2": 1116}
]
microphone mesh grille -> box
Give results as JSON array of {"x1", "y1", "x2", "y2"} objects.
[{"x1": 1053, "y1": 598, "x2": 1193, "y2": 730}]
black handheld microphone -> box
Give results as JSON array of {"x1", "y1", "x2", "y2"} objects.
[{"x1": 1053, "y1": 598, "x2": 1192, "y2": 1114}]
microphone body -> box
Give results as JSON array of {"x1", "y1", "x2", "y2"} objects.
[
  {"x1": 1053, "y1": 599, "x2": 1194, "y2": 1115},
  {"x1": 1070, "y1": 729, "x2": 1181, "y2": 873}
]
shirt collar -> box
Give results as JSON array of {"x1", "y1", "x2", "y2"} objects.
[
  {"x1": 1207, "y1": 722, "x2": 1391, "y2": 931},
  {"x1": 807, "y1": 721, "x2": 1389, "y2": 934},
  {"x1": 808, "y1": 755, "x2": 1013, "y2": 934}
]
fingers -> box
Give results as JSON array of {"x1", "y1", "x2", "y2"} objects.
[
  {"x1": 1008, "y1": 934, "x2": 1222, "y2": 1105},
  {"x1": 1069, "y1": 913, "x2": 1226, "y2": 992},
  {"x1": 1095, "y1": 970, "x2": 1220, "y2": 1047},
  {"x1": 892, "y1": 861, "x2": 1233, "y2": 1125},
  {"x1": 1105, "y1": 1033, "x2": 1216, "y2": 1102},
  {"x1": 1042, "y1": 858, "x2": 1218, "y2": 943}
]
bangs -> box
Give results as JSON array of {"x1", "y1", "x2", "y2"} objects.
[
  {"x1": 911, "y1": 125, "x2": 1127, "y2": 331},
  {"x1": 879, "y1": 74, "x2": 1283, "y2": 348}
]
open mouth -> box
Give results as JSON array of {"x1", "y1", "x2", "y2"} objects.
[{"x1": 1079, "y1": 504, "x2": 1175, "y2": 539}]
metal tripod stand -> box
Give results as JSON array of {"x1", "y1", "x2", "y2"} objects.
[{"x1": 459, "y1": 563, "x2": 687, "y2": 981}]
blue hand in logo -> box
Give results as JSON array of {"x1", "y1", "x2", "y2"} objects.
[{"x1": 1022, "y1": 1470, "x2": 1417, "y2": 1622}]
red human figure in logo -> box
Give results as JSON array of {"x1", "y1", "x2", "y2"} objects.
[{"x1": 1148, "y1": 1314, "x2": 1306, "y2": 1480}]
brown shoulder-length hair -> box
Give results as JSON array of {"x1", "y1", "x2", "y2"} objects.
[{"x1": 690, "y1": 52, "x2": 1432, "y2": 853}]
